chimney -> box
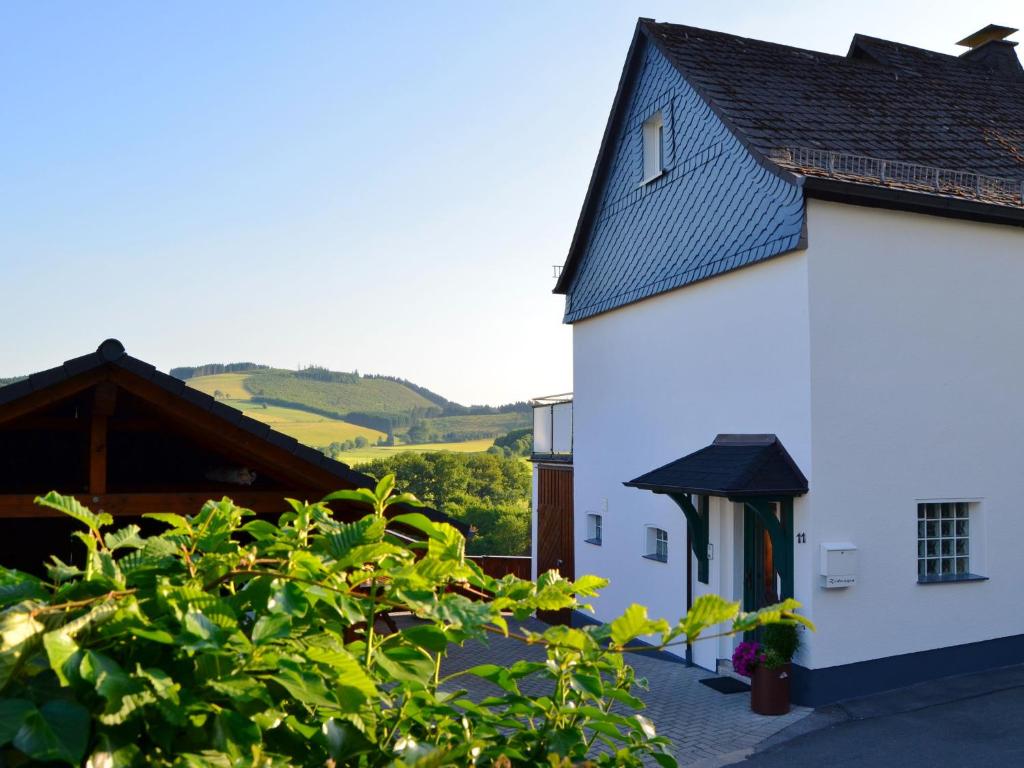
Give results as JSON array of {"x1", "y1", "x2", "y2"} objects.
[{"x1": 956, "y1": 24, "x2": 1023, "y2": 78}]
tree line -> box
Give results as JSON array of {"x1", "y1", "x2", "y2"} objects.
[{"x1": 355, "y1": 451, "x2": 531, "y2": 556}]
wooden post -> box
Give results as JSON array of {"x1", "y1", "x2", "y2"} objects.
[{"x1": 88, "y1": 382, "x2": 118, "y2": 496}]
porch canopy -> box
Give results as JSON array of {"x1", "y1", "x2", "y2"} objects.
[{"x1": 624, "y1": 434, "x2": 807, "y2": 590}]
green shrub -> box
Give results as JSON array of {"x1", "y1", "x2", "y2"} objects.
[
  {"x1": 762, "y1": 622, "x2": 801, "y2": 666},
  {"x1": 0, "y1": 478, "x2": 810, "y2": 766}
]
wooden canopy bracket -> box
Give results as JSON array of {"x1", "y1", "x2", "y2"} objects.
[
  {"x1": 740, "y1": 498, "x2": 794, "y2": 600},
  {"x1": 667, "y1": 492, "x2": 709, "y2": 584}
]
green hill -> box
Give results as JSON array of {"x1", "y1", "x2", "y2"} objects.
[{"x1": 178, "y1": 364, "x2": 531, "y2": 457}]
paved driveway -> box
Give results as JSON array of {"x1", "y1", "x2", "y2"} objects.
[{"x1": 438, "y1": 617, "x2": 810, "y2": 766}]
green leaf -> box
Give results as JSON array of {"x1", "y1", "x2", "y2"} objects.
[
  {"x1": 389, "y1": 512, "x2": 440, "y2": 539},
  {"x1": 13, "y1": 699, "x2": 90, "y2": 765},
  {"x1": 103, "y1": 525, "x2": 145, "y2": 551},
  {"x1": 374, "y1": 474, "x2": 396, "y2": 504},
  {"x1": 675, "y1": 594, "x2": 739, "y2": 643},
  {"x1": 321, "y1": 488, "x2": 378, "y2": 510},
  {"x1": 305, "y1": 646, "x2": 378, "y2": 701},
  {"x1": 142, "y1": 512, "x2": 192, "y2": 532},
  {"x1": 0, "y1": 570, "x2": 47, "y2": 608},
  {"x1": 251, "y1": 613, "x2": 291, "y2": 645},
  {"x1": 0, "y1": 698, "x2": 34, "y2": 745},
  {"x1": 400, "y1": 624, "x2": 448, "y2": 653},
  {"x1": 267, "y1": 579, "x2": 308, "y2": 617},
  {"x1": 0, "y1": 606, "x2": 46, "y2": 691},
  {"x1": 635, "y1": 714, "x2": 657, "y2": 739},
  {"x1": 43, "y1": 631, "x2": 80, "y2": 686},
  {"x1": 35, "y1": 492, "x2": 112, "y2": 531},
  {"x1": 609, "y1": 604, "x2": 670, "y2": 647},
  {"x1": 318, "y1": 516, "x2": 387, "y2": 561}
]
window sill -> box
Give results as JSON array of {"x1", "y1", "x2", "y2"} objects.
[
  {"x1": 642, "y1": 553, "x2": 668, "y2": 563},
  {"x1": 584, "y1": 538, "x2": 602, "y2": 546},
  {"x1": 917, "y1": 573, "x2": 988, "y2": 585},
  {"x1": 638, "y1": 170, "x2": 665, "y2": 187}
]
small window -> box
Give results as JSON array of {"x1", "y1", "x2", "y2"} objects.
[
  {"x1": 642, "y1": 111, "x2": 665, "y2": 183},
  {"x1": 917, "y1": 502, "x2": 984, "y2": 583},
  {"x1": 644, "y1": 526, "x2": 668, "y2": 562},
  {"x1": 585, "y1": 513, "x2": 602, "y2": 545}
]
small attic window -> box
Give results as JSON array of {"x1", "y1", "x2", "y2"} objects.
[{"x1": 642, "y1": 111, "x2": 665, "y2": 183}]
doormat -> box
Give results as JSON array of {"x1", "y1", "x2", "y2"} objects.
[{"x1": 699, "y1": 676, "x2": 750, "y2": 694}]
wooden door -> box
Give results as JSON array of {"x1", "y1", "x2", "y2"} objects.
[
  {"x1": 743, "y1": 503, "x2": 781, "y2": 641},
  {"x1": 536, "y1": 465, "x2": 574, "y2": 625}
]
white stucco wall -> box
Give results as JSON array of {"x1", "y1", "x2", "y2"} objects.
[
  {"x1": 571, "y1": 251, "x2": 814, "y2": 666},
  {"x1": 804, "y1": 200, "x2": 1024, "y2": 669}
]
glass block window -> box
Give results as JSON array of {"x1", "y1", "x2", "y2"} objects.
[
  {"x1": 917, "y1": 502, "x2": 971, "y2": 581},
  {"x1": 644, "y1": 526, "x2": 668, "y2": 562},
  {"x1": 585, "y1": 513, "x2": 602, "y2": 545}
]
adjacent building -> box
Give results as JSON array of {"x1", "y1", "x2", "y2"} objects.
[{"x1": 539, "y1": 20, "x2": 1024, "y2": 705}]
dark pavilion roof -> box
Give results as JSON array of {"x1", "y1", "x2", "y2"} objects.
[
  {"x1": 624, "y1": 434, "x2": 808, "y2": 498},
  {"x1": 643, "y1": 21, "x2": 1024, "y2": 181},
  {"x1": 0, "y1": 339, "x2": 455, "y2": 525}
]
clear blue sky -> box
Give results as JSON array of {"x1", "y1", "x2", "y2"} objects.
[{"x1": 1, "y1": 1, "x2": 1018, "y2": 404}]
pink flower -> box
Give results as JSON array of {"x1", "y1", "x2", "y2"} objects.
[{"x1": 731, "y1": 641, "x2": 765, "y2": 677}]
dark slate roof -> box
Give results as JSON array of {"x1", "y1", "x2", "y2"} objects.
[
  {"x1": 624, "y1": 434, "x2": 808, "y2": 498},
  {"x1": 555, "y1": 21, "x2": 1024, "y2": 302},
  {"x1": 0, "y1": 339, "x2": 455, "y2": 525},
  {"x1": 643, "y1": 22, "x2": 1024, "y2": 182}
]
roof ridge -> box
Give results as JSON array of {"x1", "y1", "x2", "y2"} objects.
[{"x1": 643, "y1": 19, "x2": 850, "y2": 64}]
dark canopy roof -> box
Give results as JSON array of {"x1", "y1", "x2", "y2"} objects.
[{"x1": 624, "y1": 434, "x2": 808, "y2": 498}]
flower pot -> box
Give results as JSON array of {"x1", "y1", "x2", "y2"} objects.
[{"x1": 750, "y1": 663, "x2": 791, "y2": 715}]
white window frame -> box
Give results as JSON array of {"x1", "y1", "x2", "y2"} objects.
[
  {"x1": 643, "y1": 525, "x2": 668, "y2": 563},
  {"x1": 585, "y1": 513, "x2": 603, "y2": 545},
  {"x1": 641, "y1": 111, "x2": 665, "y2": 184},
  {"x1": 916, "y1": 500, "x2": 986, "y2": 583}
]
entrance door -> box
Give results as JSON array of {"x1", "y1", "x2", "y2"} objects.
[
  {"x1": 743, "y1": 502, "x2": 781, "y2": 640},
  {"x1": 536, "y1": 465, "x2": 574, "y2": 625}
]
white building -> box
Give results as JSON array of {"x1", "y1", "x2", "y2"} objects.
[{"x1": 535, "y1": 20, "x2": 1024, "y2": 705}]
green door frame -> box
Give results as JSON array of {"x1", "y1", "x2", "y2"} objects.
[{"x1": 736, "y1": 497, "x2": 794, "y2": 609}]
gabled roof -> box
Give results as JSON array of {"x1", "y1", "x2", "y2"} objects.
[
  {"x1": 0, "y1": 339, "x2": 455, "y2": 526},
  {"x1": 624, "y1": 434, "x2": 808, "y2": 498},
  {"x1": 0, "y1": 339, "x2": 369, "y2": 488},
  {"x1": 645, "y1": 22, "x2": 1024, "y2": 180},
  {"x1": 556, "y1": 20, "x2": 1024, "y2": 297}
]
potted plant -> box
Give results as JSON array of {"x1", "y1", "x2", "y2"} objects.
[{"x1": 731, "y1": 623, "x2": 800, "y2": 715}]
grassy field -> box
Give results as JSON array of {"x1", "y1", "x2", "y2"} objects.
[
  {"x1": 188, "y1": 375, "x2": 387, "y2": 447},
  {"x1": 188, "y1": 373, "x2": 253, "y2": 400},
  {"x1": 186, "y1": 373, "x2": 501, "y2": 456},
  {"x1": 245, "y1": 371, "x2": 437, "y2": 418},
  {"x1": 224, "y1": 400, "x2": 387, "y2": 446},
  {"x1": 339, "y1": 438, "x2": 497, "y2": 465}
]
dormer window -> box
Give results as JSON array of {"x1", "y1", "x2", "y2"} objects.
[{"x1": 642, "y1": 111, "x2": 665, "y2": 183}]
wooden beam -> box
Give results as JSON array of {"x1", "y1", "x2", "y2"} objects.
[
  {"x1": 87, "y1": 382, "x2": 117, "y2": 496},
  {"x1": 88, "y1": 413, "x2": 107, "y2": 495},
  {"x1": 0, "y1": 369, "x2": 110, "y2": 427}
]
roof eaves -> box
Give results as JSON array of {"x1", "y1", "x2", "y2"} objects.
[{"x1": 803, "y1": 175, "x2": 1024, "y2": 228}]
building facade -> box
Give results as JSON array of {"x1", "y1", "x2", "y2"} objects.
[{"x1": 541, "y1": 20, "x2": 1024, "y2": 705}]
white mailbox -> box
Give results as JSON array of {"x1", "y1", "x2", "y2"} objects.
[{"x1": 820, "y1": 542, "x2": 858, "y2": 588}]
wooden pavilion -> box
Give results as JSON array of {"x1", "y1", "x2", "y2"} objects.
[{"x1": 0, "y1": 339, "x2": 445, "y2": 573}]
